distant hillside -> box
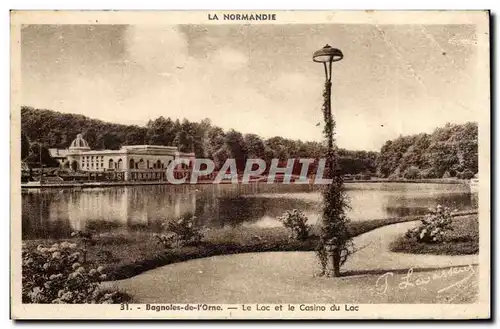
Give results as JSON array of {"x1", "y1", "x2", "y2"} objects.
[
  {"x1": 21, "y1": 106, "x2": 147, "y2": 151},
  {"x1": 20, "y1": 106, "x2": 379, "y2": 174}
]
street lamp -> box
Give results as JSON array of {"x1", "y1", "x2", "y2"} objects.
[
  {"x1": 313, "y1": 44, "x2": 347, "y2": 278},
  {"x1": 313, "y1": 44, "x2": 343, "y2": 178},
  {"x1": 313, "y1": 44, "x2": 343, "y2": 82}
]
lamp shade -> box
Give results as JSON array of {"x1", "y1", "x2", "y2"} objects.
[{"x1": 313, "y1": 44, "x2": 343, "y2": 63}]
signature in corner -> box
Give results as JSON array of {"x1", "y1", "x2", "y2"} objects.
[{"x1": 375, "y1": 264, "x2": 476, "y2": 295}]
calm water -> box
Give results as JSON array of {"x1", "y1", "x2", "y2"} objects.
[{"x1": 21, "y1": 183, "x2": 477, "y2": 240}]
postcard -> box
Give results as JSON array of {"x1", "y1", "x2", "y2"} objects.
[{"x1": 10, "y1": 10, "x2": 490, "y2": 319}]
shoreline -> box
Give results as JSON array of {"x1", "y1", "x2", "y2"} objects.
[{"x1": 21, "y1": 178, "x2": 472, "y2": 189}]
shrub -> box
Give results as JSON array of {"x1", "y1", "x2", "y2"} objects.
[
  {"x1": 278, "y1": 209, "x2": 311, "y2": 241},
  {"x1": 420, "y1": 168, "x2": 438, "y2": 179},
  {"x1": 153, "y1": 232, "x2": 177, "y2": 249},
  {"x1": 156, "y1": 213, "x2": 203, "y2": 248},
  {"x1": 405, "y1": 205, "x2": 454, "y2": 243},
  {"x1": 442, "y1": 171, "x2": 452, "y2": 179},
  {"x1": 403, "y1": 166, "x2": 421, "y2": 180},
  {"x1": 458, "y1": 170, "x2": 475, "y2": 180},
  {"x1": 22, "y1": 241, "x2": 125, "y2": 304}
]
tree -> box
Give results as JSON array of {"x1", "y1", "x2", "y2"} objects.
[
  {"x1": 266, "y1": 137, "x2": 289, "y2": 161},
  {"x1": 375, "y1": 122, "x2": 477, "y2": 179},
  {"x1": 25, "y1": 142, "x2": 59, "y2": 168},
  {"x1": 205, "y1": 126, "x2": 226, "y2": 160},
  {"x1": 316, "y1": 80, "x2": 352, "y2": 278},
  {"x1": 125, "y1": 126, "x2": 148, "y2": 145},
  {"x1": 244, "y1": 134, "x2": 265, "y2": 159},
  {"x1": 102, "y1": 132, "x2": 121, "y2": 150},
  {"x1": 21, "y1": 132, "x2": 30, "y2": 160},
  {"x1": 173, "y1": 130, "x2": 193, "y2": 153},
  {"x1": 224, "y1": 130, "x2": 247, "y2": 171},
  {"x1": 146, "y1": 116, "x2": 175, "y2": 146}
]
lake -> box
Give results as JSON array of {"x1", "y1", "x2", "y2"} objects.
[{"x1": 21, "y1": 182, "x2": 477, "y2": 240}]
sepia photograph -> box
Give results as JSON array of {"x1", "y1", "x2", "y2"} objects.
[{"x1": 10, "y1": 10, "x2": 490, "y2": 319}]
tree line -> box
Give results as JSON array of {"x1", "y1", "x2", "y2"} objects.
[
  {"x1": 20, "y1": 106, "x2": 378, "y2": 175},
  {"x1": 20, "y1": 106, "x2": 477, "y2": 179},
  {"x1": 376, "y1": 122, "x2": 478, "y2": 179}
]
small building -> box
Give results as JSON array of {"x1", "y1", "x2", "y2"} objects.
[{"x1": 52, "y1": 134, "x2": 194, "y2": 181}]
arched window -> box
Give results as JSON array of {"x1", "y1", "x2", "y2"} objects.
[
  {"x1": 117, "y1": 159, "x2": 123, "y2": 170},
  {"x1": 129, "y1": 158, "x2": 135, "y2": 170},
  {"x1": 139, "y1": 159, "x2": 144, "y2": 169},
  {"x1": 156, "y1": 160, "x2": 161, "y2": 169},
  {"x1": 108, "y1": 159, "x2": 114, "y2": 169}
]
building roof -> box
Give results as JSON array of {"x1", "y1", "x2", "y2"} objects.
[
  {"x1": 69, "y1": 134, "x2": 91, "y2": 151},
  {"x1": 121, "y1": 145, "x2": 178, "y2": 151},
  {"x1": 59, "y1": 133, "x2": 193, "y2": 157},
  {"x1": 48, "y1": 148, "x2": 69, "y2": 158}
]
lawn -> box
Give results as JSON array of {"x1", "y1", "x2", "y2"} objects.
[
  {"x1": 24, "y1": 211, "x2": 477, "y2": 281},
  {"x1": 389, "y1": 215, "x2": 479, "y2": 255}
]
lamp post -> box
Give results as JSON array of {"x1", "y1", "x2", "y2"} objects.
[
  {"x1": 313, "y1": 44, "x2": 343, "y2": 180},
  {"x1": 313, "y1": 44, "x2": 349, "y2": 278}
]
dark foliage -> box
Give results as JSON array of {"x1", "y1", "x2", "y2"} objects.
[
  {"x1": 376, "y1": 122, "x2": 478, "y2": 179},
  {"x1": 21, "y1": 106, "x2": 378, "y2": 174},
  {"x1": 315, "y1": 80, "x2": 353, "y2": 277}
]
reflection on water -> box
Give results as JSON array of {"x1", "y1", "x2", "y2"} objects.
[{"x1": 22, "y1": 183, "x2": 477, "y2": 239}]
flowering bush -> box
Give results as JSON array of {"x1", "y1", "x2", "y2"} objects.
[
  {"x1": 70, "y1": 230, "x2": 94, "y2": 262},
  {"x1": 405, "y1": 205, "x2": 455, "y2": 243},
  {"x1": 155, "y1": 213, "x2": 203, "y2": 248},
  {"x1": 278, "y1": 209, "x2": 311, "y2": 241},
  {"x1": 153, "y1": 232, "x2": 177, "y2": 249},
  {"x1": 22, "y1": 241, "x2": 125, "y2": 304}
]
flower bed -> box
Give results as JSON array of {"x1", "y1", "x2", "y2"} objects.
[
  {"x1": 389, "y1": 214, "x2": 479, "y2": 255},
  {"x1": 22, "y1": 241, "x2": 132, "y2": 304}
]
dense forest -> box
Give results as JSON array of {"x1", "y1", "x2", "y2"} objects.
[
  {"x1": 20, "y1": 106, "x2": 477, "y2": 179},
  {"x1": 20, "y1": 106, "x2": 378, "y2": 175},
  {"x1": 376, "y1": 122, "x2": 478, "y2": 179}
]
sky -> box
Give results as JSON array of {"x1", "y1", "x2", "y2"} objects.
[{"x1": 21, "y1": 24, "x2": 479, "y2": 151}]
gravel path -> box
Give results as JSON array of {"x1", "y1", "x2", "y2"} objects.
[{"x1": 107, "y1": 221, "x2": 479, "y2": 304}]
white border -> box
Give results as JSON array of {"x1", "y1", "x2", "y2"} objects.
[{"x1": 2, "y1": 2, "x2": 497, "y2": 327}]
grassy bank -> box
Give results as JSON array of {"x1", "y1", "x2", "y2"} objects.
[
  {"x1": 24, "y1": 211, "x2": 477, "y2": 281},
  {"x1": 389, "y1": 214, "x2": 479, "y2": 255}
]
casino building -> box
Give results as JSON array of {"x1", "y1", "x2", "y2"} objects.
[{"x1": 50, "y1": 133, "x2": 195, "y2": 181}]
